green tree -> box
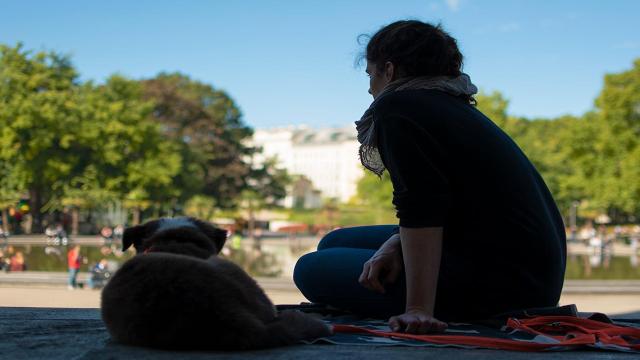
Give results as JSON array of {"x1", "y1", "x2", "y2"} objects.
[
  {"x1": 354, "y1": 90, "x2": 582, "y2": 221},
  {"x1": 39, "y1": 75, "x2": 182, "y2": 227},
  {"x1": 475, "y1": 90, "x2": 526, "y2": 138},
  {"x1": 351, "y1": 63, "x2": 640, "y2": 224},
  {"x1": 476, "y1": 91, "x2": 580, "y2": 213},
  {"x1": 0, "y1": 44, "x2": 183, "y2": 230},
  {"x1": 0, "y1": 162, "x2": 24, "y2": 233},
  {"x1": 352, "y1": 169, "x2": 395, "y2": 224},
  {"x1": 350, "y1": 91, "x2": 523, "y2": 224},
  {"x1": 514, "y1": 115, "x2": 580, "y2": 212},
  {"x1": 356, "y1": 170, "x2": 393, "y2": 209},
  {"x1": 141, "y1": 73, "x2": 255, "y2": 208},
  {"x1": 238, "y1": 189, "x2": 265, "y2": 243},
  {"x1": 92, "y1": 76, "x2": 181, "y2": 225},
  {"x1": 184, "y1": 194, "x2": 217, "y2": 221},
  {"x1": 588, "y1": 59, "x2": 640, "y2": 219},
  {"x1": 246, "y1": 156, "x2": 290, "y2": 207},
  {"x1": 0, "y1": 44, "x2": 80, "y2": 231}
]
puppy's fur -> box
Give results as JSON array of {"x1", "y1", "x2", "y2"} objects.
[{"x1": 101, "y1": 217, "x2": 331, "y2": 350}]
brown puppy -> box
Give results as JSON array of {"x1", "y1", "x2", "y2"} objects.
[{"x1": 101, "y1": 217, "x2": 331, "y2": 350}]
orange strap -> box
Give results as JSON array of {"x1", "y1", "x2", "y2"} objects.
[
  {"x1": 508, "y1": 316, "x2": 640, "y2": 350},
  {"x1": 332, "y1": 316, "x2": 640, "y2": 352}
]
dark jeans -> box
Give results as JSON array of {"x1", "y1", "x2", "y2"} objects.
[
  {"x1": 294, "y1": 225, "x2": 562, "y2": 321},
  {"x1": 68, "y1": 268, "x2": 79, "y2": 288},
  {"x1": 294, "y1": 225, "x2": 405, "y2": 319}
]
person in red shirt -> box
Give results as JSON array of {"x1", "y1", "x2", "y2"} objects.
[
  {"x1": 9, "y1": 251, "x2": 26, "y2": 271},
  {"x1": 67, "y1": 245, "x2": 82, "y2": 290}
]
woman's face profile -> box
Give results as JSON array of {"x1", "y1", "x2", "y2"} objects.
[{"x1": 366, "y1": 61, "x2": 393, "y2": 99}]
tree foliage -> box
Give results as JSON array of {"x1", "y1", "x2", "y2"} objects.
[
  {"x1": 587, "y1": 59, "x2": 640, "y2": 217},
  {"x1": 354, "y1": 60, "x2": 640, "y2": 225},
  {"x1": 2, "y1": 42, "x2": 639, "y2": 230},
  {"x1": 0, "y1": 44, "x2": 81, "y2": 229},
  {"x1": 141, "y1": 73, "x2": 255, "y2": 208},
  {"x1": 0, "y1": 45, "x2": 288, "y2": 231}
]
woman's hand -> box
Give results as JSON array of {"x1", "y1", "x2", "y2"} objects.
[
  {"x1": 358, "y1": 234, "x2": 403, "y2": 293},
  {"x1": 389, "y1": 308, "x2": 447, "y2": 334}
]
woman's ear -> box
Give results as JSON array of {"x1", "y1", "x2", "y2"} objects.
[{"x1": 384, "y1": 61, "x2": 395, "y2": 82}]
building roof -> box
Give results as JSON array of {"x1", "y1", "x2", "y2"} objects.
[{"x1": 257, "y1": 126, "x2": 357, "y2": 145}]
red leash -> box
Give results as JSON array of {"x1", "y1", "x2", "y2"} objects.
[{"x1": 332, "y1": 316, "x2": 640, "y2": 352}]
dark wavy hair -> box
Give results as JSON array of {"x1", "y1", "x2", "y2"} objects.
[{"x1": 358, "y1": 20, "x2": 474, "y2": 103}]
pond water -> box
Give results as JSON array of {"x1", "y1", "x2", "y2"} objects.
[
  {"x1": 565, "y1": 254, "x2": 640, "y2": 279},
  {"x1": 2, "y1": 244, "x2": 134, "y2": 272},
  {"x1": 1, "y1": 243, "x2": 292, "y2": 277},
  {"x1": 3, "y1": 244, "x2": 640, "y2": 279}
]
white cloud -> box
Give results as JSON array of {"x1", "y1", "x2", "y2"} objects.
[
  {"x1": 445, "y1": 0, "x2": 460, "y2": 12},
  {"x1": 613, "y1": 41, "x2": 640, "y2": 50},
  {"x1": 566, "y1": 12, "x2": 580, "y2": 20},
  {"x1": 538, "y1": 18, "x2": 554, "y2": 29},
  {"x1": 498, "y1": 22, "x2": 521, "y2": 33}
]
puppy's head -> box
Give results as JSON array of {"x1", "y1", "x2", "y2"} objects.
[{"x1": 122, "y1": 217, "x2": 228, "y2": 259}]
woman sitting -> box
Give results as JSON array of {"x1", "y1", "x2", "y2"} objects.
[{"x1": 294, "y1": 20, "x2": 567, "y2": 334}]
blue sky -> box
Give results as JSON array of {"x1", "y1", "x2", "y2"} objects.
[{"x1": 1, "y1": 0, "x2": 639, "y2": 129}]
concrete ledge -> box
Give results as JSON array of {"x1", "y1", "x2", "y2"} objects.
[
  {"x1": 0, "y1": 271, "x2": 93, "y2": 286},
  {"x1": 562, "y1": 280, "x2": 640, "y2": 293},
  {"x1": 2, "y1": 272, "x2": 640, "y2": 293},
  {"x1": 0, "y1": 272, "x2": 298, "y2": 291}
]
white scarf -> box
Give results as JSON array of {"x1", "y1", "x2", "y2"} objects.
[{"x1": 355, "y1": 74, "x2": 478, "y2": 176}]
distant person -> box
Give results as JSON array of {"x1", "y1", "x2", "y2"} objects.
[
  {"x1": 9, "y1": 251, "x2": 27, "y2": 272},
  {"x1": 55, "y1": 223, "x2": 68, "y2": 245},
  {"x1": 0, "y1": 249, "x2": 7, "y2": 271},
  {"x1": 630, "y1": 236, "x2": 639, "y2": 268},
  {"x1": 100, "y1": 245, "x2": 113, "y2": 256},
  {"x1": 46, "y1": 223, "x2": 68, "y2": 245},
  {"x1": 88, "y1": 259, "x2": 110, "y2": 289},
  {"x1": 0, "y1": 227, "x2": 8, "y2": 246},
  {"x1": 113, "y1": 224, "x2": 124, "y2": 242},
  {"x1": 45, "y1": 224, "x2": 57, "y2": 243},
  {"x1": 294, "y1": 20, "x2": 566, "y2": 334},
  {"x1": 67, "y1": 245, "x2": 82, "y2": 290},
  {"x1": 2, "y1": 246, "x2": 14, "y2": 272},
  {"x1": 100, "y1": 226, "x2": 114, "y2": 242}
]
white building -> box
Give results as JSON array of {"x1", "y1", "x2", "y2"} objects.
[{"x1": 251, "y1": 126, "x2": 364, "y2": 207}]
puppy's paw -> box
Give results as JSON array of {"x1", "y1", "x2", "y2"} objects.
[{"x1": 278, "y1": 310, "x2": 333, "y2": 339}]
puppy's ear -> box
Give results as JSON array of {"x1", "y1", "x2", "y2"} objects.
[
  {"x1": 122, "y1": 225, "x2": 146, "y2": 252},
  {"x1": 191, "y1": 218, "x2": 228, "y2": 254}
]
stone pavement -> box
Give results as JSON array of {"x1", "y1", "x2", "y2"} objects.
[
  {"x1": 1, "y1": 307, "x2": 638, "y2": 360},
  {"x1": 2, "y1": 272, "x2": 640, "y2": 359}
]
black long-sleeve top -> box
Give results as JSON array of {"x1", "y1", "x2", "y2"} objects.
[{"x1": 373, "y1": 89, "x2": 567, "y2": 319}]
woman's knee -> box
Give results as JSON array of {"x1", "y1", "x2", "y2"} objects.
[
  {"x1": 294, "y1": 250, "x2": 406, "y2": 318},
  {"x1": 317, "y1": 228, "x2": 350, "y2": 250},
  {"x1": 293, "y1": 247, "x2": 373, "y2": 299},
  {"x1": 293, "y1": 252, "x2": 320, "y2": 295},
  {"x1": 317, "y1": 225, "x2": 399, "y2": 250}
]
